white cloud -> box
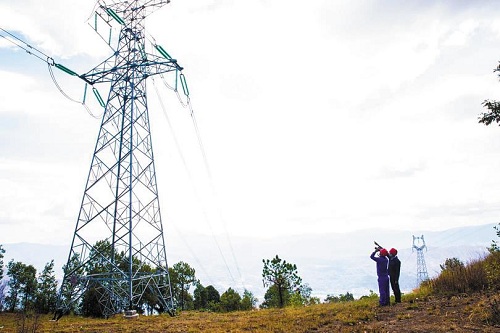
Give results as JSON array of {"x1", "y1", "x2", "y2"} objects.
[{"x1": 2, "y1": 1, "x2": 500, "y2": 248}]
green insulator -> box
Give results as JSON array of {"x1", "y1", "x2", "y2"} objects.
[
  {"x1": 54, "y1": 63, "x2": 78, "y2": 76},
  {"x1": 175, "y1": 69, "x2": 178, "y2": 91},
  {"x1": 106, "y1": 8, "x2": 125, "y2": 25},
  {"x1": 180, "y1": 73, "x2": 189, "y2": 97},
  {"x1": 92, "y1": 87, "x2": 105, "y2": 107},
  {"x1": 155, "y1": 45, "x2": 172, "y2": 60},
  {"x1": 83, "y1": 83, "x2": 88, "y2": 104}
]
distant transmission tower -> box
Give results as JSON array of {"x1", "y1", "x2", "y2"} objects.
[
  {"x1": 412, "y1": 235, "x2": 429, "y2": 285},
  {"x1": 56, "y1": 0, "x2": 185, "y2": 317}
]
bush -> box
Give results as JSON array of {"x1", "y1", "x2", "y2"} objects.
[
  {"x1": 429, "y1": 255, "x2": 496, "y2": 295},
  {"x1": 484, "y1": 251, "x2": 500, "y2": 291}
]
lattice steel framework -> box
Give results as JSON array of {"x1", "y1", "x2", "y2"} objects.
[
  {"x1": 412, "y1": 235, "x2": 429, "y2": 285},
  {"x1": 57, "y1": 0, "x2": 181, "y2": 317}
]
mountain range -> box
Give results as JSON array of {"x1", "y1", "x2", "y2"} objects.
[{"x1": 2, "y1": 222, "x2": 496, "y2": 302}]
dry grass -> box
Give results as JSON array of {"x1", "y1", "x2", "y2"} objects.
[{"x1": 1, "y1": 292, "x2": 499, "y2": 333}]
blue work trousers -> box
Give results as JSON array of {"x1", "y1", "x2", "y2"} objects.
[{"x1": 378, "y1": 275, "x2": 390, "y2": 306}]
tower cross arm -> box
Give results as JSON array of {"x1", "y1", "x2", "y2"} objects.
[
  {"x1": 103, "y1": 0, "x2": 172, "y2": 20},
  {"x1": 80, "y1": 55, "x2": 182, "y2": 85}
]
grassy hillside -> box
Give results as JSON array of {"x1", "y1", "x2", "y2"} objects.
[
  {"x1": 0, "y1": 291, "x2": 498, "y2": 332},
  {"x1": 1, "y1": 251, "x2": 499, "y2": 332}
]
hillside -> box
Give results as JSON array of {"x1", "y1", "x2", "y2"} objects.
[{"x1": 0, "y1": 291, "x2": 498, "y2": 332}]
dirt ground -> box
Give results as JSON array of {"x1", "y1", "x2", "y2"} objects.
[{"x1": 319, "y1": 292, "x2": 500, "y2": 333}]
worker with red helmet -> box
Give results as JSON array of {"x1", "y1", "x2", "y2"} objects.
[
  {"x1": 370, "y1": 248, "x2": 390, "y2": 306},
  {"x1": 388, "y1": 248, "x2": 401, "y2": 303}
]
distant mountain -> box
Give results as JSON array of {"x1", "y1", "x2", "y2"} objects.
[{"x1": 2, "y1": 223, "x2": 495, "y2": 302}]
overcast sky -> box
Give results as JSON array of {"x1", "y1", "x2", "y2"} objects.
[{"x1": 1, "y1": 0, "x2": 500, "y2": 252}]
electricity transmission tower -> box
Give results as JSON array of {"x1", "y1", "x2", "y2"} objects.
[
  {"x1": 412, "y1": 235, "x2": 429, "y2": 285},
  {"x1": 55, "y1": 0, "x2": 184, "y2": 317}
]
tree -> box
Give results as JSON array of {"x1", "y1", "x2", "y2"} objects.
[
  {"x1": 193, "y1": 282, "x2": 207, "y2": 310},
  {"x1": 289, "y1": 283, "x2": 319, "y2": 306},
  {"x1": 0, "y1": 245, "x2": 5, "y2": 280},
  {"x1": 81, "y1": 240, "x2": 116, "y2": 317},
  {"x1": 440, "y1": 258, "x2": 465, "y2": 272},
  {"x1": 205, "y1": 285, "x2": 221, "y2": 311},
  {"x1": 35, "y1": 260, "x2": 58, "y2": 314},
  {"x1": 479, "y1": 63, "x2": 500, "y2": 126},
  {"x1": 205, "y1": 285, "x2": 220, "y2": 304},
  {"x1": 0, "y1": 245, "x2": 5, "y2": 311},
  {"x1": 168, "y1": 261, "x2": 196, "y2": 310},
  {"x1": 5, "y1": 260, "x2": 38, "y2": 312},
  {"x1": 219, "y1": 288, "x2": 241, "y2": 312},
  {"x1": 324, "y1": 292, "x2": 354, "y2": 303},
  {"x1": 0, "y1": 280, "x2": 6, "y2": 312},
  {"x1": 489, "y1": 223, "x2": 500, "y2": 253},
  {"x1": 260, "y1": 284, "x2": 289, "y2": 309},
  {"x1": 262, "y1": 255, "x2": 302, "y2": 308},
  {"x1": 240, "y1": 289, "x2": 257, "y2": 310}
]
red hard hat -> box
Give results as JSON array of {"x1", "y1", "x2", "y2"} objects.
[
  {"x1": 389, "y1": 248, "x2": 398, "y2": 256},
  {"x1": 380, "y1": 248, "x2": 389, "y2": 256}
]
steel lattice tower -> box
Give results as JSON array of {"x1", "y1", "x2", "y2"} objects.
[
  {"x1": 57, "y1": 0, "x2": 181, "y2": 317},
  {"x1": 412, "y1": 235, "x2": 429, "y2": 285}
]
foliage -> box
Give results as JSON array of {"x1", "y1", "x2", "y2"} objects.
[
  {"x1": 193, "y1": 282, "x2": 208, "y2": 310},
  {"x1": 289, "y1": 283, "x2": 319, "y2": 306},
  {"x1": 0, "y1": 280, "x2": 6, "y2": 312},
  {"x1": 428, "y1": 256, "x2": 495, "y2": 294},
  {"x1": 80, "y1": 240, "x2": 116, "y2": 317},
  {"x1": 489, "y1": 223, "x2": 500, "y2": 253},
  {"x1": 262, "y1": 255, "x2": 302, "y2": 308},
  {"x1": 479, "y1": 100, "x2": 500, "y2": 125},
  {"x1": 479, "y1": 63, "x2": 500, "y2": 126},
  {"x1": 0, "y1": 245, "x2": 5, "y2": 311},
  {"x1": 240, "y1": 289, "x2": 257, "y2": 310},
  {"x1": 483, "y1": 251, "x2": 500, "y2": 291},
  {"x1": 324, "y1": 292, "x2": 355, "y2": 303},
  {"x1": 168, "y1": 261, "x2": 197, "y2": 310},
  {"x1": 439, "y1": 257, "x2": 465, "y2": 272},
  {"x1": 359, "y1": 290, "x2": 379, "y2": 300},
  {"x1": 260, "y1": 284, "x2": 290, "y2": 309},
  {"x1": 219, "y1": 288, "x2": 241, "y2": 312},
  {"x1": 0, "y1": 244, "x2": 5, "y2": 280},
  {"x1": 206, "y1": 285, "x2": 221, "y2": 304},
  {"x1": 34, "y1": 260, "x2": 58, "y2": 314},
  {"x1": 5, "y1": 260, "x2": 38, "y2": 312}
]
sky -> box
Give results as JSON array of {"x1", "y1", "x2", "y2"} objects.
[{"x1": 1, "y1": 0, "x2": 500, "y2": 252}]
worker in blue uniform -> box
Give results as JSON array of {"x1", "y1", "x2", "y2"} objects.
[{"x1": 370, "y1": 248, "x2": 390, "y2": 306}]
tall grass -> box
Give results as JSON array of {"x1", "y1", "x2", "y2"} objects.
[
  {"x1": 426, "y1": 251, "x2": 500, "y2": 295},
  {"x1": 420, "y1": 251, "x2": 500, "y2": 325}
]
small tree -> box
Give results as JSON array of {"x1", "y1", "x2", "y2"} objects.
[
  {"x1": 169, "y1": 261, "x2": 196, "y2": 310},
  {"x1": 5, "y1": 260, "x2": 38, "y2": 312},
  {"x1": 0, "y1": 245, "x2": 5, "y2": 311},
  {"x1": 35, "y1": 260, "x2": 58, "y2": 314},
  {"x1": 193, "y1": 282, "x2": 208, "y2": 310},
  {"x1": 261, "y1": 284, "x2": 289, "y2": 308},
  {"x1": 240, "y1": 289, "x2": 257, "y2": 310},
  {"x1": 205, "y1": 285, "x2": 221, "y2": 311},
  {"x1": 262, "y1": 255, "x2": 302, "y2": 308},
  {"x1": 479, "y1": 62, "x2": 500, "y2": 126},
  {"x1": 440, "y1": 258, "x2": 465, "y2": 272},
  {"x1": 0, "y1": 245, "x2": 5, "y2": 280},
  {"x1": 489, "y1": 223, "x2": 500, "y2": 253},
  {"x1": 219, "y1": 288, "x2": 241, "y2": 312}
]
